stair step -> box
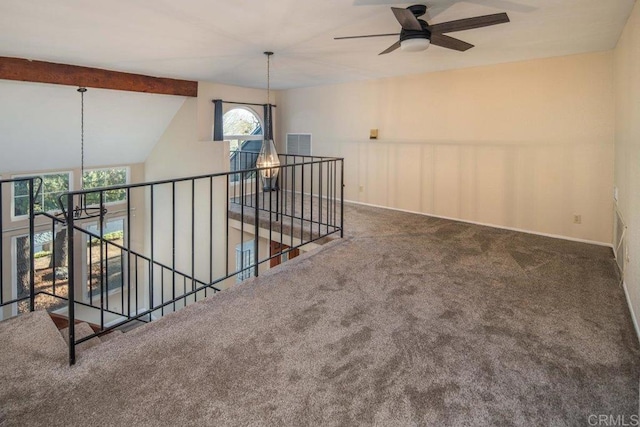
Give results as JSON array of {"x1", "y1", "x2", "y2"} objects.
[
  {"x1": 0, "y1": 310, "x2": 68, "y2": 368},
  {"x1": 49, "y1": 312, "x2": 102, "y2": 333},
  {"x1": 60, "y1": 322, "x2": 102, "y2": 353}
]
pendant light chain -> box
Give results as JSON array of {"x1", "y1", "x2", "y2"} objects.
[
  {"x1": 265, "y1": 51, "x2": 273, "y2": 139},
  {"x1": 78, "y1": 87, "x2": 87, "y2": 191}
]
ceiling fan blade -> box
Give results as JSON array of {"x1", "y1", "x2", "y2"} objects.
[
  {"x1": 379, "y1": 40, "x2": 401, "y2": 55},
  {"x1": 334, "y1": 33, "x2": 400, "y2": 40},
  {"x1": 430, "y1": 33, "x2": 474, "y2": 51},
  {"x1": 391, "y1": 7, "x2": 423, "y2": 31},
  {"x1": 429, "y1": 12, "x2": 510, "y2": 34}
]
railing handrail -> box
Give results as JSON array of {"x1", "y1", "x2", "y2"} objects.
[
  {"x1": 58, "y1": 156, "x2": 344, "y2": 199},
  {"x1": 73, "y1": 224, "x2": 217, "y2": 290},
  {"x1": 2, "y1": 156, "x2": 344, "y2": 366}
]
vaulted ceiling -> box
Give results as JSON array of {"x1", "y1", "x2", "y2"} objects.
[
  {"x1": 0, "y1": 0, "x2": 635, "y2": 89},
  {"x1": 0, "y1": 0, "x2": 635, "y2": 174},
  {"x1": 0, "y1": 80, "x2": 185, "y2": 173}
]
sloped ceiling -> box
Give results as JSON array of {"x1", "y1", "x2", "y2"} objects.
[
  {"x1": 0, "y1": 0, "x2": 635, "y2": 174},
  {"x1": 0, "y1": 80, "x2": 185, "y2": 174},
  {"x1": 0, "y1": 0, "x2": 635, "y2": 89}
]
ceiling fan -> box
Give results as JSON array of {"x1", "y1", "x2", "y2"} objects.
[{"x1": 335, "y1": 4, "x2": 510, "y2": 55}]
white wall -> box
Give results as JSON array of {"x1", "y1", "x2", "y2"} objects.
[
  {"x1": 144, "y1": 81, "x2": 273, "y2": 311},
  {"x1": 279, "y1": 52, "x2": 615, "y2": 244},
  {"x1": 614, "y1": 0, "x2": 640, "y2": 335},
  {"x1": 0, "y1": 80, "x2": 185, "y2": 173}
]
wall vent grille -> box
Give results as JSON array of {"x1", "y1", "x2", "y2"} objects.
[{"x1": 286, "y1": 133, "x2": 312, "y2": 156}]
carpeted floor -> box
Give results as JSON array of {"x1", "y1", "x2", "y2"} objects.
[{"x1": 0, "y1": 203, "x2": 638, "y2": 426}]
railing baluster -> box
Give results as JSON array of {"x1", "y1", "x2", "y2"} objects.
[
  {"x1": 319, "y1": 163, "x2": 323, "y2": 237},
  {"x1": 66, "y1": 192, "x2": 76, "y2": 365},
  {"x1": 161, "y1": 268, "x2": 165, "y2": 317},
  {"x1": 120, "y1": 248, "x2": 125, "y2": 315},
  {"x1": 172, "y1": 182, "x2": 176, "y2": 312},
  {"x1": 240, "y1": 173, "x2": 245, "y2": 282},
  {"x1": 192, "y1": 179, "x2": 196, "y2": 301},
  {"x1": 127, "y1": 187, "x2": 131, "y2": 319},
  {"x1": 135, "y1": 256, "x2": 139, "y2": 316},
  {"x1": 0, "y1": 183, "x2": 3, "y2": 306},
  {"x1": 28, "y1": 178, "x2": 35, "y2": 312},
  {"x1": 53, "y1": 221, "x2": 58, "y2": 297},
  {"x1": 150, "y1": 185, "x2": 155, "y2": 316},
  {"x1": 89, "y1": 233, "x2": 93, "y2": 307},
  {"x1": 99, "y1": 191, "x2": 105, "y2": 330},
  {"x1": 340, "y1": 160, "x2": 344, "y2": 238},
  {"x1": 209, "y1": 176, "x2": 213, "y2": 298},
  {"x1": 226, "y1": 174, "x2": 229, "y2": 278},
  {"x1": 254, "y1": 171, "x2": 259, "y2": 278},
  {"x1": 310, "y1": 162, "x2": 314, "y2": 241},
  {"x1": 301, "y1": 161, "x2": 305, "y2": 244}
]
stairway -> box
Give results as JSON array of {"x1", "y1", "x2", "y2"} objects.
[
  {"x1": 51, "y1": 312, "x2": 124, "y2": 353},
  {"x1": 60, "y1": 322, "x2": 123, "y2": 353},
  {"x1": 0, "y1": 310, "x2": 124, "y2": 374},
  {"x1": 0, "y1": 310, "x2": 68, "y2": 371}
]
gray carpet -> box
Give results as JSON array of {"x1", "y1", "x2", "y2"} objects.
[{"x1": 0, "y1": 203, "x2": 638, "y2": 426}]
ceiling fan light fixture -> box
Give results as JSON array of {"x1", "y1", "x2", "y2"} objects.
[{"x1": 400, "y1": 38, "x2": 430, "y2": 52}]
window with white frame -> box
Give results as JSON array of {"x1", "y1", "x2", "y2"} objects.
[
  {"x1": 13, "y1": 172, "x2": 71, "y2": 218},
  {"x1": 235, "y1": 241, "x2": 255, "y2": 283},
  {"x1": 224, "y1": 107, "x2": 263, "y2": 153},
  {"x1": 12, "y1": 229, "x2": 68, "y2": 315},
  {"x1": 82, "y1": 167, "x2": 128, "y2": 206},
  {"x1": 84, "y1": 217, "x2": 126, "y2": 298}
]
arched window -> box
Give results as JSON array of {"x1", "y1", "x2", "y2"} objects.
[{"x1": 223, "y1": 107, "x2": 263, "y2": 152}]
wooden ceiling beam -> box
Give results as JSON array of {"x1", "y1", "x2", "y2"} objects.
[{"x1": 0, "y1": 56, "x2": 198, "y2": 97}]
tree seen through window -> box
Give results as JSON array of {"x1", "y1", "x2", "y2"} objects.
[
  {"x1": 13, "y1": 173, "x2": 70, "y2": 217},
  {"x1": 82, "y1": 168, "x2": 128, "y2": 205}
]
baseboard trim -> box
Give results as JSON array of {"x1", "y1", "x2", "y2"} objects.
[
  {"x1": 346, "y1": 200, "x2": 613, "y2": 248},
  {"x1": 622, "y1": 281, "x2": 640, "y2": 344}
]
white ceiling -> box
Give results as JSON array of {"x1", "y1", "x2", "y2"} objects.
[
  {"x1": 0, "y1": 0, "x2": 635, "y2": 90},
  {"x1": 0, "y1": 0, "x2": 634, "y2": 175}
]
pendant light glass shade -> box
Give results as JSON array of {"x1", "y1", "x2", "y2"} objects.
[
  {"x1": 257, "y1": 51, "x2": 280, "y2": 192},
  {"x1": 256, "y1": 139, "x2": 280, "y2": 191}
]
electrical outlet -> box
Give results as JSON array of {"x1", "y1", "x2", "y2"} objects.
[{"x1": 573, "y1": 214, "x2": 582, "y2": 224}]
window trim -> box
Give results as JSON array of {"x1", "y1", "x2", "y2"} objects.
[
  {"x1": 81, "y1": 166, "x2": 130, "y2": 208},
  {"x1": 235, "y1": 240, "x2": 255, "y2": 283},
  {"x1": 82, "y1": 216, "x2": 128, "y2": 301},
  {"x1": 10, "y1": 171, "x2": 73, "y2": 221},
  {"x1": 223, "y1": 106, "x2": 264, "y2": 152}
]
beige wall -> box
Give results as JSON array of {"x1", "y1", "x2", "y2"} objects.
[
  {"x1": 614, "y1": 0, "x2": 640, "y2": 335},
  {"x1": 279, "y1": 52, "x2": 615, "y2": 244},
  {"x1": 144, "y1": 82, "x2": 274, "y2": 312},
  {"x1": 196, "y1": 82, "x2": 277, "y2": 142}
]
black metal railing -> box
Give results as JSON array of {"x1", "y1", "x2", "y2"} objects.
[
  {"x1": 0, "y1": 177, "x2": 75, "y2": 317},
  {"x1": 0, "y1": 177, "x2": 38, "y2": 315},
  {"x1": 0, "y1": 155, "x2": 343, "y2": 365},
  {"x1": 229, "y1": 147, "x2": 259, "y2": 182}
]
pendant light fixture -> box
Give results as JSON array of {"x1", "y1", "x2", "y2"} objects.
[
  {"x1": 72, "y1": 87, "x2": 105, "y2": 220},
  {"x1": 256, "y1": 51, "x2": 280, "y2": 192}
]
